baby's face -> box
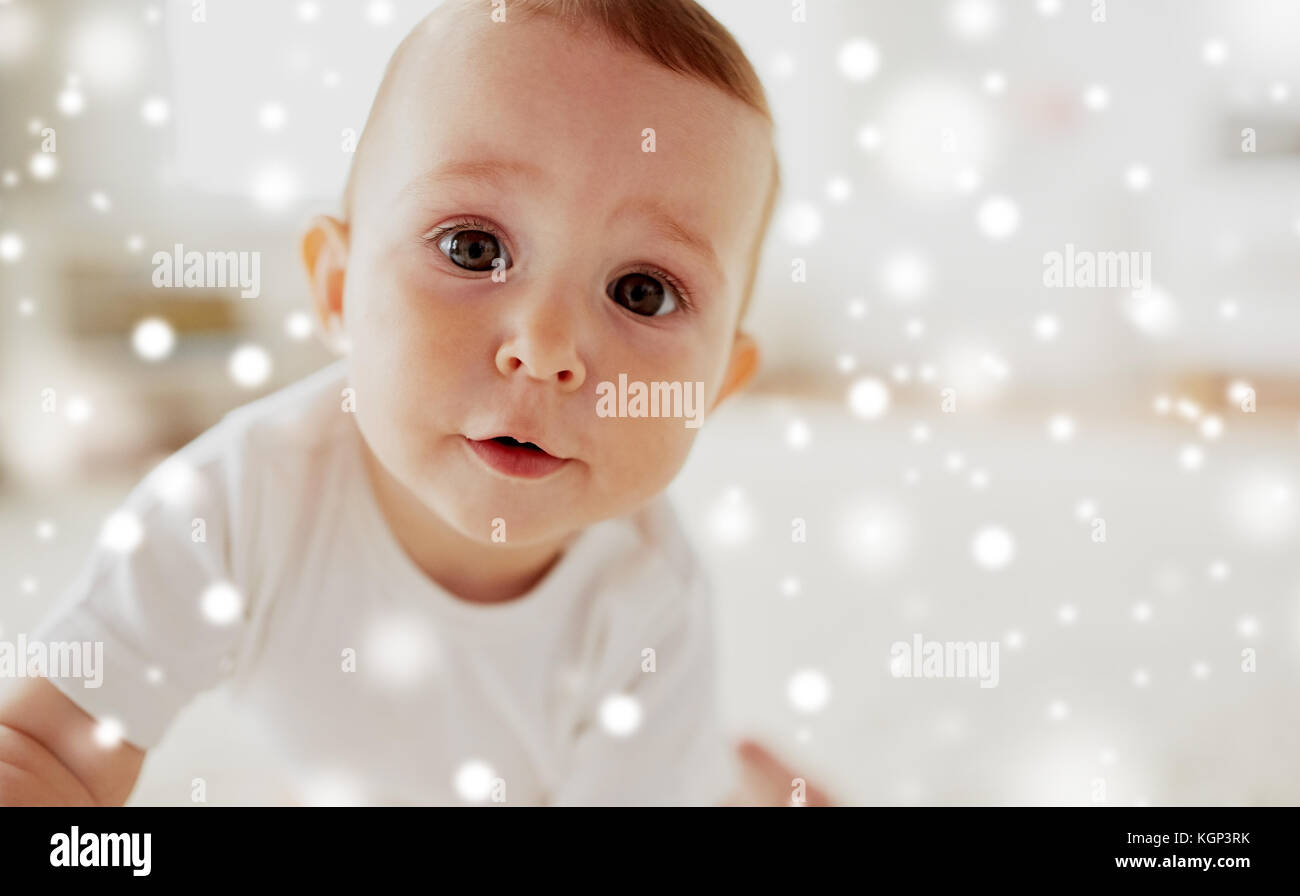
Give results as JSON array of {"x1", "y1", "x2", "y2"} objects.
[{"x1": 321, "y1": 10, "x2": 774, "y2": 546}]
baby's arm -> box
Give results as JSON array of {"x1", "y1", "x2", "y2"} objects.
[
  {"x1": 0, "y1": 421, "x2": 258, "y2": 807},
  {"x1": 0, "y1": 678, "x2": 145, "y2": 806}
]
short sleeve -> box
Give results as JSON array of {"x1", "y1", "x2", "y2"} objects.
[
  {"x1": 29, "y1": 426, "x2": 253, "y2": 751},
  {"x1": 549, "y1": 570, "x2": 740, "y2": 807}
]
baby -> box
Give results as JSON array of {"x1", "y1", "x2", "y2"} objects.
[{"x1": 0, "y1": 0, "x2": 822, "y2": 806}]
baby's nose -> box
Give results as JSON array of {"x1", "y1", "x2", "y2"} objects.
[{"x1": 493, "y1": 322, "x2": 586, "y2": 392}]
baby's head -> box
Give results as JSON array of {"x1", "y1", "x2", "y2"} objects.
[{"x1": 303, "y1": 0, "x2": 780, "y2": 548}]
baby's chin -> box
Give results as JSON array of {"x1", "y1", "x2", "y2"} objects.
[{"x1": 408, "y1": 457, "x2": 595, "y2": 548}]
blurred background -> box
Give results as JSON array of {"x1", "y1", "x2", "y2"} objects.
[{"x1": 1, "y1": 0, "x2": 1298, "y2": 805}]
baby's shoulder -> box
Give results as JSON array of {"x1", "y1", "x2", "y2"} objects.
[
  {"x1": 113, "y1": 360, "x2": 357, "y2": 588},
  {"x1": 128, "y1": 360, "x2": 355, "y2": 535},
  {"x1": 219, "y1": 359, "x2": 355, "y2": 461}
]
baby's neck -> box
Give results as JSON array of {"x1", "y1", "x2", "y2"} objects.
[{"x1": 358, "y1": 439, "x2": 571, "y2": 604}]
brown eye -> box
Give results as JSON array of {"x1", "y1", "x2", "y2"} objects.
[
  {"x1": 438, "y1": 229, "x2": 507, "y2": 272},
  {"x1": 609, "y1": 272, "x2": 679, "y2": 317}
]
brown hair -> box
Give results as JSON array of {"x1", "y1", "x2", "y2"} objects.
[{"x1": 345, "y1": 0, "x2": 780, "y2": 323}]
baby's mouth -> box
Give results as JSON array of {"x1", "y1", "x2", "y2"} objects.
[
  {"x1": 462, "y1": 434, "x2": 569, "y2": 480},
  {"x1": 490, "y1": 435, "x2": 546, "y2": 453}
]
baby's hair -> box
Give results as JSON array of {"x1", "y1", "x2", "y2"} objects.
[{"x1": 344, "y1": 0, "x2": 781, "y2": 324}]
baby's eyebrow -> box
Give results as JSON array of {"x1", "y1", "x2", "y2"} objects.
[
  {"x1": 612, "y1": 195, "x2": 723, "y2": 287},
  {"x1": 401, "y1": 156, "x2": 551, "y2": 196}
]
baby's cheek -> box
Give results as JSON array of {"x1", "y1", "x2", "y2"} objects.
[
  {"x1": 596, "y1": 416, "x2": 696, "y2": 495},
  {"x1": 392, "y1": 277, "x2": 496, "y2": 363},
  {"x1": 347, "y1": 373, "x2": 403, "y2": 477},
  {"x1": 347, "y1": 337, "x2": 431, "y2": 454},
  {"x1": 352, "y1": 277, "x2": 468, "y2": 382}
]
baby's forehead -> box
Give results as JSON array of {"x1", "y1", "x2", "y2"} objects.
[
  {"x1": 385, "y1": 9, "x2": 760, "y2": 140},
  {"x1": 353, "y1": 6, "x2": 774, "y2": 270}
]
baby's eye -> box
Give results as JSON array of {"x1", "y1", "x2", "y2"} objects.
[
  {"x1": 436, "y1": 227, "x2": 510, "y2": 272},
  {"x1": 608, "y1": 272, "x2": 680, "y2": 317}
]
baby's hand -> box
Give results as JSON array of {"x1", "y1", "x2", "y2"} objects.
[{"x1": 722, "y1": 738, "x2": 836, "y2": 807}]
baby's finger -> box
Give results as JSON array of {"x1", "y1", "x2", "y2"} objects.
[{"x1": 734, "y1": 739, "x2": 836, "y2": 806}]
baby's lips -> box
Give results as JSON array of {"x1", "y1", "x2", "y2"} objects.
[{"x1": 468, "y1": 427, "x2": 568, "y2": 460}]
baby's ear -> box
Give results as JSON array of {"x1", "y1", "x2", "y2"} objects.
[
  {"x1": 711, "y1": 330, "x2": 760, "y2": 413},
  {"x1": 300, "y1": 215, "x2": 350, "y2": 354}
]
